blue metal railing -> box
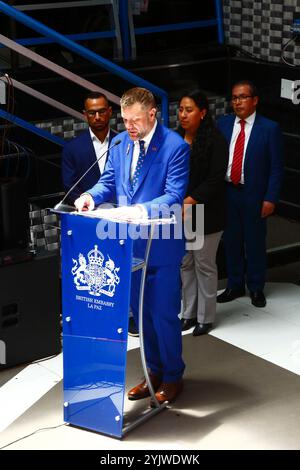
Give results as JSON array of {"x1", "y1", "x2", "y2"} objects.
[
  {"x1": 12, "y1": 0, "x2": 123, "y2": 60},
  {"x1": 134, "y1": 20, "x2": 220, "y2": 36},
  {"x1": 119, "y1": 0, "x2": 131, "y2": 61},
  {"x1": 120, "y1": 0, "x2": 224, "y2": 60},
  {"x1": 0, "y1": 31, "x2": 116, "y2": 48},
  {"x1": 0, "y1": 109, "x2": 65, "y2": 146},
  {"x1": 214, "y1": 0, "x2": 224, "y2": 44},
  {"x1": 0, "y1": 1, "x2": 169, "y2": 125}
]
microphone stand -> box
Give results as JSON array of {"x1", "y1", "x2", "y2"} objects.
[{"x1": 54, "y1": 139, "x2": 121, "y2": 210}]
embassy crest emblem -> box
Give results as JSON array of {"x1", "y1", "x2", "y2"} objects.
[{"x1": 71, "y1": 245, "x2": 120, "y2": 297}]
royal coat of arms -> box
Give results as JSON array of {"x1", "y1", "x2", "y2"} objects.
[{"x1": 71, "y1": 245, "x2": 120, "y2": 297}]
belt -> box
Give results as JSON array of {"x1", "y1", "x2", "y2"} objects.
[{"x1": 226, "y1": 182, "x2": 244, "y2": 189}]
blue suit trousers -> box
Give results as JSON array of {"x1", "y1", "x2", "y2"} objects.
[{"x1": 130, "y1": 265, "x2": 185, "y2": 383}]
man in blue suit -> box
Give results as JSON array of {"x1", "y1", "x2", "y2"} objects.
[
  {"x1": 62, "y1": 92, "x2": 118, "y2": 204},
  {"x1": 217, "y1": 80, "x2": 283, "y2": 308},
  {"x1": 75, "y1": 87, "x2": 190, "y2": 405}
]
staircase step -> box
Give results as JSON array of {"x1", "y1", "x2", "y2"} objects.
[{"x1": 31, "y1": 95, "x2": 230, "y2": 140}]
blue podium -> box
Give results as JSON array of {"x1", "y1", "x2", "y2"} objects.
[{"x1": 55, "y1": 207, "x2": 170, "y2": 438}]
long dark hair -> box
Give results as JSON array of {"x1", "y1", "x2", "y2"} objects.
[{"x1": 178, "y1": 90, "x2": 215, "y2": 159}]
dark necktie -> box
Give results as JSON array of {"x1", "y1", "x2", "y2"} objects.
[
  {"x1": 230, "y1": 119, "x2": 245, "y2": 185},
  {"x1": 131, "y1": 140, "x2": 145, "y2": 188}
]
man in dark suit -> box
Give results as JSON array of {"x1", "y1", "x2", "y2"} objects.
[
  {"x1": 62, "y1": 91, "x2": 118, "y2": 204},
  {"x1": 75, "y1": 87, "x2": 190, "y2": 405},
  {"x1": 217, "y1": 80, "x2": 283, "y2": 308}
]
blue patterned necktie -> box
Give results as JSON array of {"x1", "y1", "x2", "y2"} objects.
[{"x1": 131, "y1": 140, "x2": 146, "y2": 188}]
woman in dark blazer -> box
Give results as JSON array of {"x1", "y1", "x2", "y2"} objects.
[{"x1": 178, "y1": 90, "x2": 228, "y2": 336}]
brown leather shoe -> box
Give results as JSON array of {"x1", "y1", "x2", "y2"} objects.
[
  {"x1": 151, "y1": 380, "x2": 183, "y2": 406},
  {"x1": 128, "y1": 374, "x2": 162, "y2": 401}
]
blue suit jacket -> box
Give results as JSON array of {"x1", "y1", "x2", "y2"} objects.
[
  {"x1": 217, "y1": 114, "x2": 283, "y2": 205},
  {"x1": 62, "y1": 128, "x2": 118, "y2": 203},
  {"x1": 88, "y1": 122, "x2": 190, "y2": 266}
]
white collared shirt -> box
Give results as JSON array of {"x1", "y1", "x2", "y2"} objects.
[
  {"x1": 89, "y1": 128, "x2": 110, "y2": 174},
  {"x1": 226, "y1": 111, "x2": 256, "y2": 184},
  {"x1": 130, "y1": 120, "x2": 158, "y2": 180}
]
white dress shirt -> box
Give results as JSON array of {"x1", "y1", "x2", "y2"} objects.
[
  {"x1": 130, "y1": 120, "x2": 158, "y2": 180},
  {"x1": 89, "y1": 128, "x2": 110, "y2": 175},
  {"x1": 226, "y1": 111, "x2": 256, "y2": 184}
]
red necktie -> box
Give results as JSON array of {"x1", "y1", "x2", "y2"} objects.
[{"x1": 230, "y1": 119, "x2": 245, "y2": 185}]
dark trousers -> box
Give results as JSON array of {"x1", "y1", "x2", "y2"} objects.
[{"x1": 223, "y1": 184, "x2": 267, "y2": 292}]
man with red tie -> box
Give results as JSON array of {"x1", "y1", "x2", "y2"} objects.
[{"x1": 217, "y1": 80, "x2": 283, "y2": 308}]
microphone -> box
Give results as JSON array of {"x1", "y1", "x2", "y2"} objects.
[{"x1": 54, "y1": 139, "x2": 121, "y2": 210}]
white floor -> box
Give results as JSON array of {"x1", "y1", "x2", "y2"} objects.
[
  {"x1": 212, "y1": 282, "x2": 300, "y2": 375},
  {"x1": 1, "y1": 281, "x2": 300, "y2": 449}
]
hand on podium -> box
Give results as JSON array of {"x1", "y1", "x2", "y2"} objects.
[
  {"x1": 74, "y1": 195, "x2": 147, "y2": 221},
  {"x1": 74, "y1": 193, "x2": 95, "y2": 212}
]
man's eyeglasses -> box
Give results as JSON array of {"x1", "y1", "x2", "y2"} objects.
[
  {"x1": 85, "y1": 108, "x2": 109, "y2": 117},
  {"x1": 231, "y1": 95, "x2": 254, "y2": 103}
]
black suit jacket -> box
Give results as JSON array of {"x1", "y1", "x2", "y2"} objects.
[{"x1": 178, "y1": 127, "x2": 228, "y2": 235}]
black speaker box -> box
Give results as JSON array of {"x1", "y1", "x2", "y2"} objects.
[
  {"x1": 0, "y1": 253, "x2": 61, "y2": 368},
  {"x1": 0, "y1": 177, "x2": 29, "y2": 251}
]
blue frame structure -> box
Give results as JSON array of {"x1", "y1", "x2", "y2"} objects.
[
  {"x1": 0, "y1": 1, "x2": 169, "y2": 125},
  {"x1": 0, "y1": 0, "x2": 225, "y2": 140},
  {"x1": 8, "y1": 0, "x2": 123, "y2": 60},
  {"x1": 119, "y1": 0, "x2": 131, "y2": 61},
  {"x1": 119, "y1": 0, "x2": 224, "y2": 60},
  {"x1": 214, "y1": 0, "x2": 225, "y2": 44},
  {"x1": 0, "y1": 109, "x2": 65, "y2": 147},
  {"x1": 0, "y1": 31, "x2": 116, "y2": 48}
]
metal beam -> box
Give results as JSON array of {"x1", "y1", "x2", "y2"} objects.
[
  {"x1": 214, "y1": 0, "x2": 224, "y2": 44},
  {"x1": 15, "y1": 1, "x2": 113, "y2": 12},
  {"x1": 0, "y1": 34, "x2": 121, "y2": 106},
  {"x1": 13, "y1": 1, "x2": 123, "y2": 60},
  {"x1": 0, "y1": 76, "x2": 84, "y2": 121},
  {"x1": 1, "y1": 31, "x2": 116, "y2": 48},
  {"x1": 0, "y1": 3, "x2": 169, "y2": 124},
  {"x1": 0, "y1": 109, "x2": 65, "y2": 146},
  {"x1": 134, "y1": 20, "x2": 218, "y2": 35}
]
